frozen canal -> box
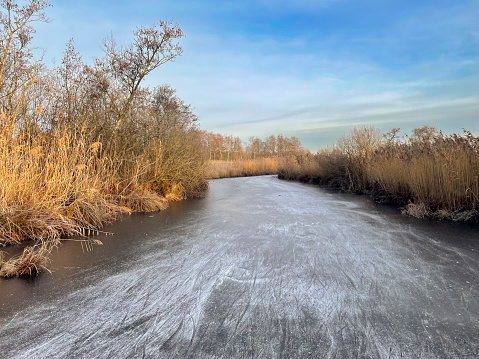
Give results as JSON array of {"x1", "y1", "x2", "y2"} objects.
[{"x1": 1, "y1": 176, "x2": 479, "y2": 358}]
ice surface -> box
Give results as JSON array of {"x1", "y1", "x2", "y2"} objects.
[{"x1": 1, "y1": 176, "x2": 478, "y2": 358}]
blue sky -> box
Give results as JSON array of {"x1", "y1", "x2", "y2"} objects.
[{"x1": 32, "y1": 0, "x2": 479, "y2": 150}]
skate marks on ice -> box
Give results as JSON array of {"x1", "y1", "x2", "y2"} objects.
[{"x1": 1, "y1": 176, "x2": 478, "y2": 358}]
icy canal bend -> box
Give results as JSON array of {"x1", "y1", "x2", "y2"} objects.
[{"x1": 1, "y1": 176, "x2": 479, "y2": 358}]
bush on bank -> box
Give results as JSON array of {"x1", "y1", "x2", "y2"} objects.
[
  {"x1": 278, "y1": 126, "x2": 479, "y2": 222},
  {"x1": 0, "y1": 1, "x2": 208, "y2": 276}
]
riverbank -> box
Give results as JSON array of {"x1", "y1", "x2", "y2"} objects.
[
  {"x1": 0, "y1": 2, "x2": 211, "y2": 277},
  {"x1": 278, "y1": 126, "x2": 479, "y2": 223},
  {"x1": 0, "y1": 126, "x2": 208, "y2": 277}
]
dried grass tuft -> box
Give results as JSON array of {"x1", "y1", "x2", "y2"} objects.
[
  {"x1": 402, "y1": 202, "x2": 430, "y2": 218},
  {"x1": 119, "y1": 191, "x2": 169, "y2": 212},
  {"x1": 0, "y1": 240, "x2": 58, "y2": 277}
]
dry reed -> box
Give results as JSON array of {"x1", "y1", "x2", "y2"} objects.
[
  {"x1": 368, "y1": 130, "x2": 479, "y2": 217},
  {"x1": 0, "y1": 240, "x2": 58, "y2": 277},
  {"x1": 206, "y1": 158, "x2": 279, "y2": 179},
  {"x1": 0, "y1": 126, "x2": 125, "y2": 247},
  {"x1": 278, "y1": 127, "x2": 479, "y2": 221},
  {"x1": 0, "y1": 7, "x2": 210, "y2": 277},
  {"x1": 0, "y1": 118, "x2": 193, "y2": 276}
]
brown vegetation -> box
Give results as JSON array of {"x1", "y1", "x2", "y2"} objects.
[
  {"x1": 204, "y1": 132, "x2": 306, "y2": 179},
  {"x1": 0, "y1": 1, "x2": 300, "y2": 277},
  {"x1": 279, "y1": 126, "x2": 479, "y2": 222},
  {"x1": 206, "y1": 158, "x2": 279, "y2": 179},
  {"x1": 0, "y1": 240, "x2": 57, "y2": 277},
  {"x1": 0, "y1": 1, "x2": 208, "y2": 276}
]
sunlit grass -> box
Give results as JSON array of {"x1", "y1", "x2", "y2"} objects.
[
  {"x1": 278, "y1": 127, "x2": 479, "y2": 221},
  {"x1": 0, "y1": 119, "x2": 190, "y2": 276},
  {"x1": 368, "y1": 131, "x2": 479, "y2": 215},
  {"x1": 206, "y1": 158, "x2": 279, "y2": 179}
]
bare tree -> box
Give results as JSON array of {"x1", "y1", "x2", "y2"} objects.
[
  {"x1": 264, "y1": 135, "x2": 276, "y2": 157},
  {"x1": 97, "y1": 21, "x2": 184, "y2": 132},
  {"x1": 151, "y1": 84, "x2": 198, "y2": 133},
  {"x1": 233, "y1": 136, "x2": 243, "y2": 160},
  {"x1": 0, "y1": 0, "x2": 51, "y2": 132},
  {"x1": 412, "y1": 125, "x2": 437, "y2": 144},
  {"x1": 384, "y1": 127, "x2": 400, "y2": 145}
]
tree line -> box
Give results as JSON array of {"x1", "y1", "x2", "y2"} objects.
[{"x1": 203, "y1": 132, "x2": 305, "y2": 161}]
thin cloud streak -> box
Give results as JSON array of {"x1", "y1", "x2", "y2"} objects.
[{"x1": 30, "y1": 0, "x2": 479, "y2": 149}]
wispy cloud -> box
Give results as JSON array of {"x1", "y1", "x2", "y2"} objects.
[{"x1": 31, "y1": 0, "x2": 479, "y2": 149}]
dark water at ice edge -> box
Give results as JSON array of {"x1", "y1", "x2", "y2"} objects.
[{"x1": 1, "y1": 176, "x2": 479, "y2": 358}]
